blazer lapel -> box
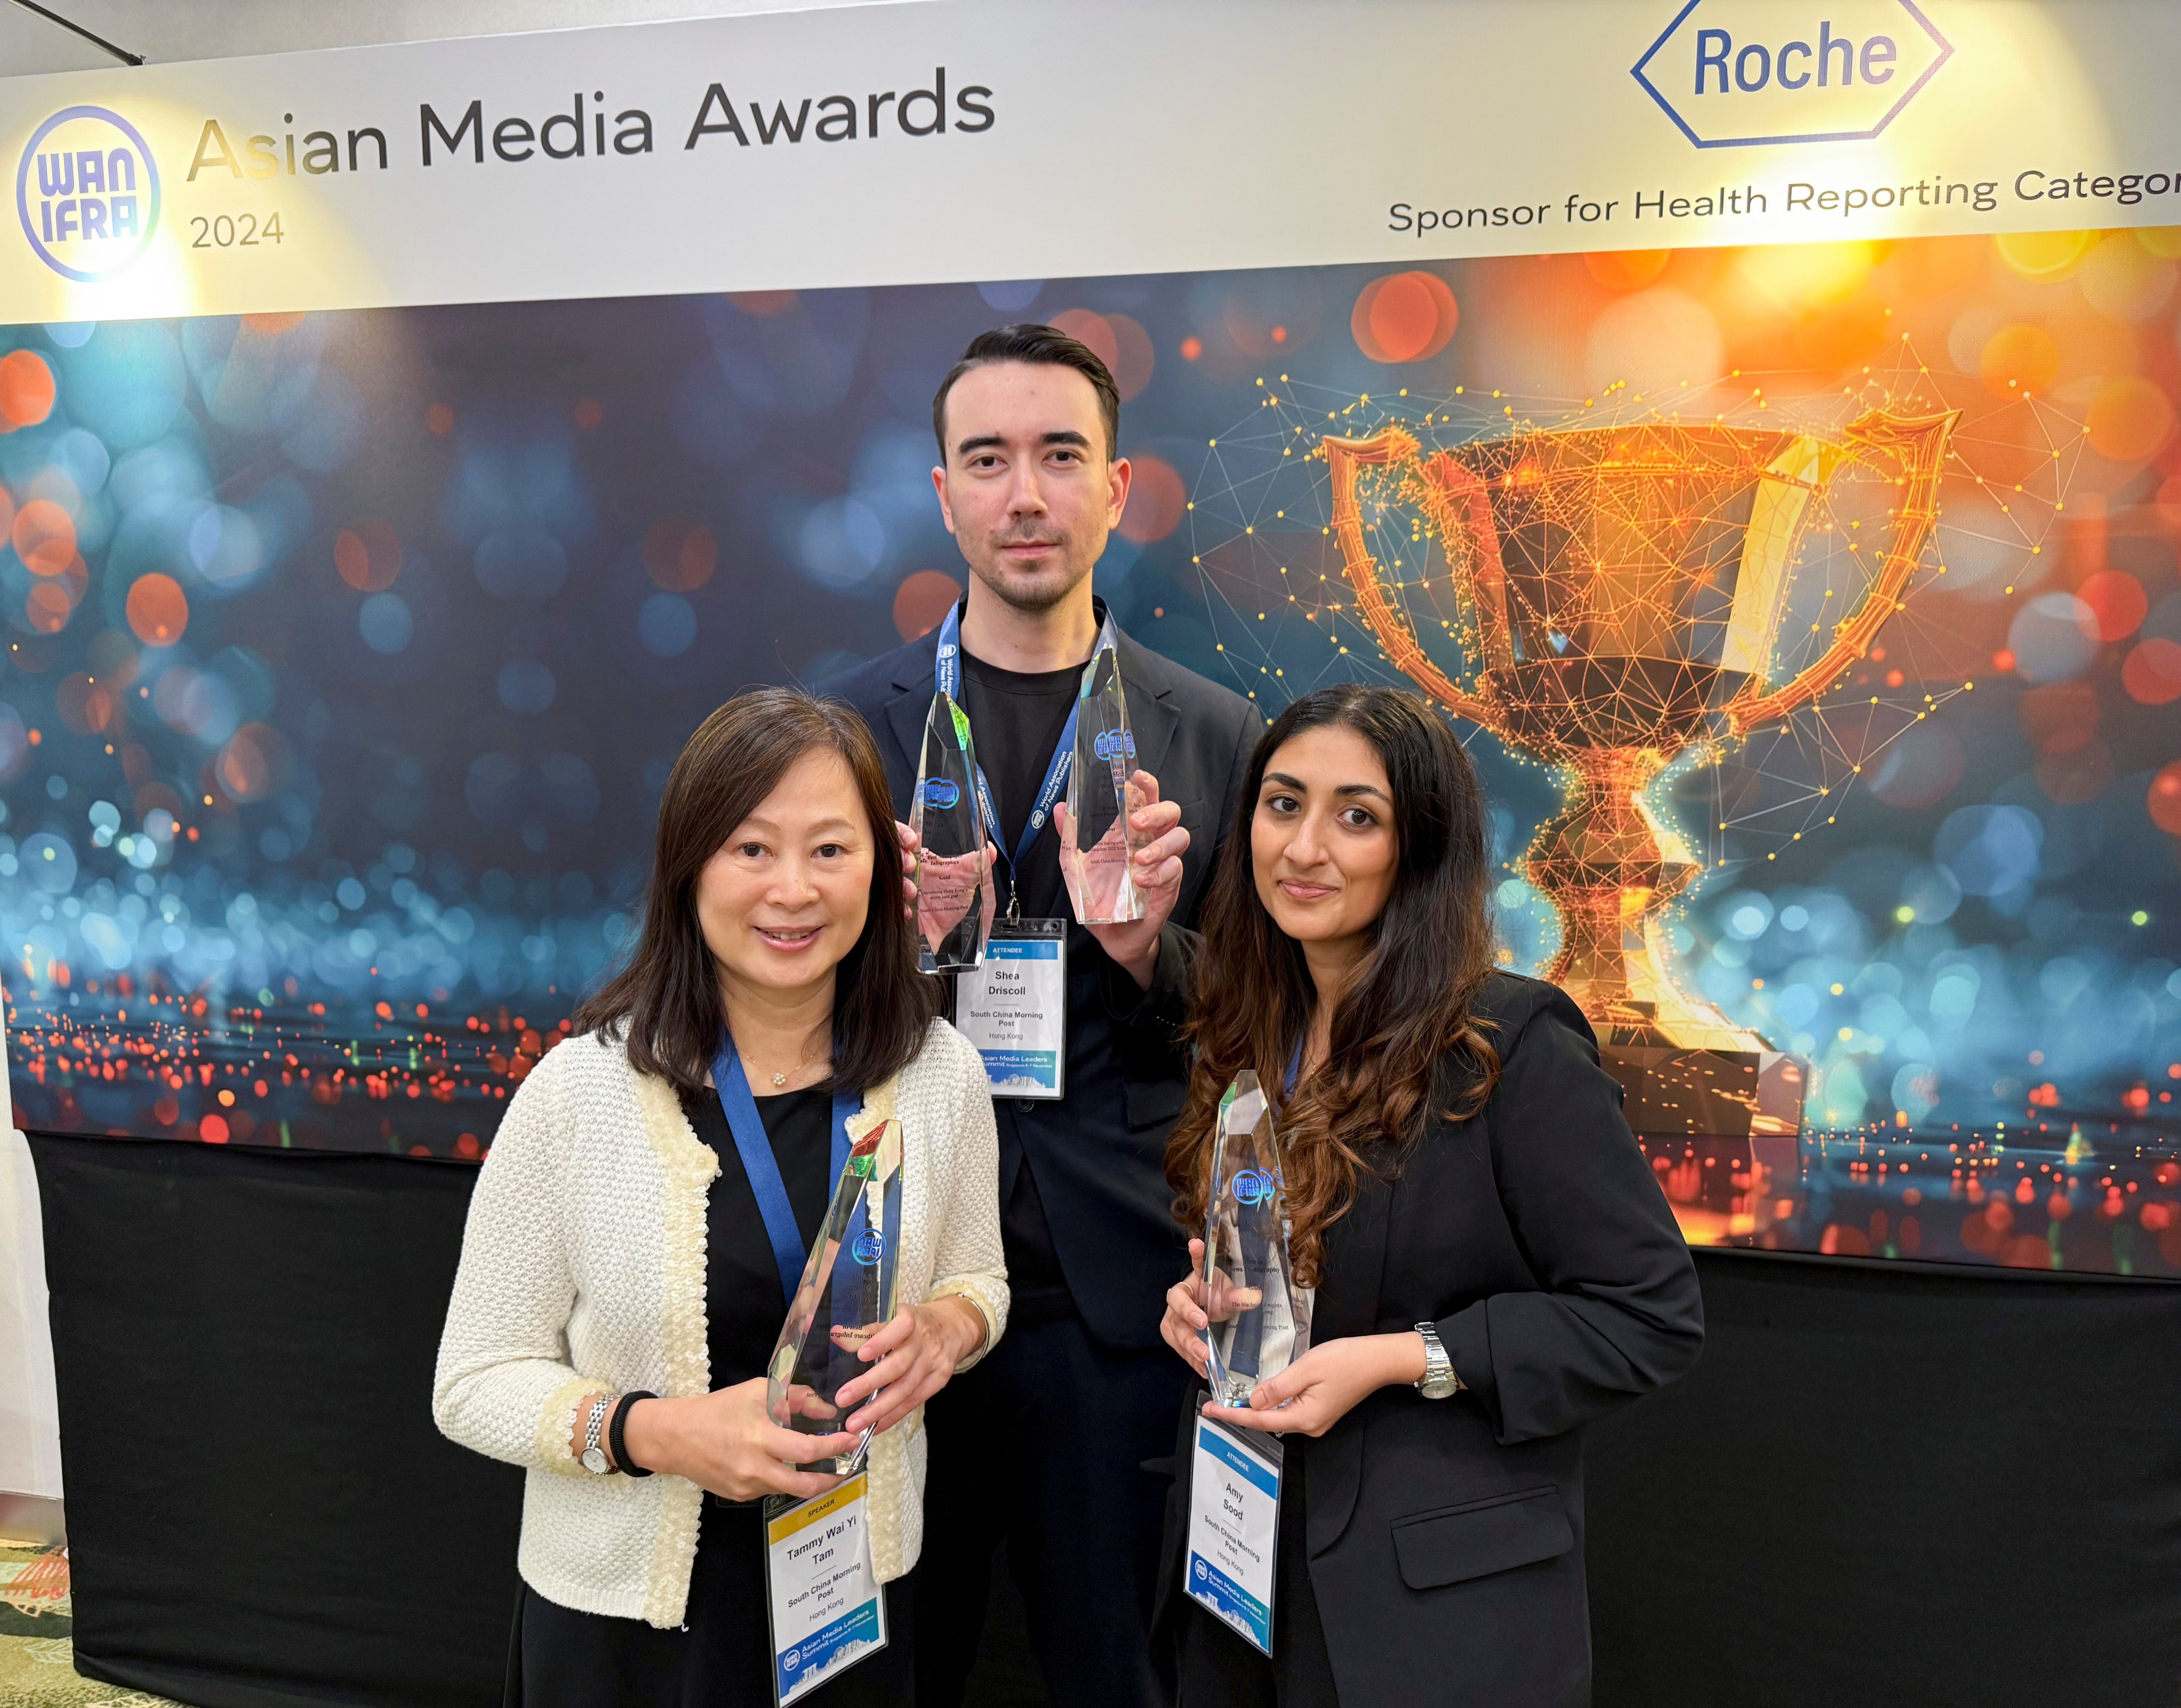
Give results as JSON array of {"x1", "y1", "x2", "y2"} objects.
[
  {"x1": 1114, "y1": 629, "x2": 1180, "y2": 794},
  {"x1": 883, "y1": 631, "x2": 943, "y2": 785},
  {"x1": 1304, "y1": 1168, "x2": 1393, "y2": 1558}
]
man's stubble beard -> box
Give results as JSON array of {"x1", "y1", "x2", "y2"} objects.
[{"x1": 966, "y1": 545, "x2": 1098, "y2": 616}]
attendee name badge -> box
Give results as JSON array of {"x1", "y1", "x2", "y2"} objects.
[
  {"x1": 956, "y1": 918, "x2": 1066, "y2": 1099},
  {"x1": 1186, "y1": 1415, "x2": 1283, "y2": 1657},
  {"x1": 764, "y1": 1473, "x2": 886, "y2": 1706}
]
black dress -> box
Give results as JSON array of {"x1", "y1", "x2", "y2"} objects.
[{"x1": 505, "y1": 1085, "x2": 917, "y2": 1707}]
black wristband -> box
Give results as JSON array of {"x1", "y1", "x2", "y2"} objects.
[{"x1": 610, "y1": 1391, "x2": 657, "y2": 1477}]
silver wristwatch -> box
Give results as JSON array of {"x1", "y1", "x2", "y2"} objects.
[
  {"x1": 1414, "y1": 1323, "x2": 1461, "y2": 1400},
  {"x1": 579, "y1": 1393, "x2": 617, "y2": 1474}
]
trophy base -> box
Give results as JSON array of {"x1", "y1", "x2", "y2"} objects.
[
  {"x1": 919, "y1": 950, "x2": 984, "y2": 975},
  {"x1": 1601, "y1": 1042, "x2": 1806, "y2": 1246}
]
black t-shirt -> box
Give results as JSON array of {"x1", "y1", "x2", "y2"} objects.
[
  {"x1": 959, "y1": 646, "x2": 1087, "y2": 1323},
  {"x1": 681, "y1": 1084, "x2": 833, "y2": 1389},
  {"x1": 959, "y1": 650, "x2": 1078, "y2": 918}
]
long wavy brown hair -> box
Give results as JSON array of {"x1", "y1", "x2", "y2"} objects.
[
  {"x1": 574, "y1": 689, "x2": 937, "y2": 1094},
  {"x1": 1166, "y1": 685, "x2": 1501, "y2": 1285}
]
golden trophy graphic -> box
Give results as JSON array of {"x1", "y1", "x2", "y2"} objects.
[{"x1": 1323, "y1": 410, "x2": 1956, "y2": 1236}]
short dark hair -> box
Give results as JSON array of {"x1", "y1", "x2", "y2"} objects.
[
  {"x1": 932, "y1": 323, "x2": 1122, "y2": 463},
  {"x1": 574, "y1": 688, "x2": 938, "y2": 1096}
]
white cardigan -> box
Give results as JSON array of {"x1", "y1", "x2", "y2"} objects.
[{"x1": 432, "y1": 1018, "x2": 1007, "y2": 1628}]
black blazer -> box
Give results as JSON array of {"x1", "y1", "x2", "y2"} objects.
[
  {"x1": 1158, "y1": 973, "x2": 1704, "y2": 1705},
  {"x1": 818, "y1": 609, "x2": 1260, "y2": 1347}
]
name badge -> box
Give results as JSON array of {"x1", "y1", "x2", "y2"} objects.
[
  {"x1": 955, "y1": 917, "x2": 1066, "y2": 1099},
  {"x1": 1185, "y1": 1414, "x2": 1283, "y2": 1657},
  {"x1": 764, "y1": 1473, "x2": 887, "y2": 1705}
]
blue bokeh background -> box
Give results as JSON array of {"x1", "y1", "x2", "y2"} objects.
[{"x1": 2, "y1": 240, "x2": 2178, "y2": 1272}]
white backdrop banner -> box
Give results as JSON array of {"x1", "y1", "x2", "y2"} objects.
[{"x1": 0, "y1": 0, "x2": 2177, "y2": 322}]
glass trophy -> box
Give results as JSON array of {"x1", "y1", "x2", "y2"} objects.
[
  {"x1": 1059, "y1": 622, "x2": 1147, "y2": 925},
  {"x1": 1201, "y1": 1071, "x2": 1313, "y2": 1409},
  {"x1": 911, "y1": 691, "x2": 995, "y2": 974},
  {"x1": 765, "y1": 1117, "x2": 903, "y2": 1474}
]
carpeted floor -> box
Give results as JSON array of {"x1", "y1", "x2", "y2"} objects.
[
  {"x1": 0, "y1": 1539, "x2": 178, "y2": 1708},
  {"x1": 0, "y1": 1529, "x2": 1043, "y2": 1707}
]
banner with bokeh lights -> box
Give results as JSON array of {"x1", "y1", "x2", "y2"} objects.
[{"x1": 3, "y1": 0, "x2": 2180, "y2": 1277}]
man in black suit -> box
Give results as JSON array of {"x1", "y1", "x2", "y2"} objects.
[{"x1": 821, "y1": 325, "x2": 1259, "y2": 1707}]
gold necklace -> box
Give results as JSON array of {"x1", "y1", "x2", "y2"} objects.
[{"x1": 755, "y1": 1040, "x2": 826, "y2": 1090}]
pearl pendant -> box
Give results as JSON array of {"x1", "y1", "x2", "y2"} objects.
[{"x1": 772, "y1": 1072, "x2": 788, "y2": 1086}]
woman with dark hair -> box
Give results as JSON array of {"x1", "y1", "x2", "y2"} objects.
[
  {"x1": 435, "y1": 688, "x2": 1007, "y2": 1706},
  {"x1": 1155, "y1": 684, "x2": 1702, "y2": 1706}
]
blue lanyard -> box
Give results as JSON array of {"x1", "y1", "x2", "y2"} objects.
[
  {"x1": 934, "y1": 602, "x2": 1081, "y2": 893},
  {"x1": 1285, "y1": 1040, "x2": 1303, "y2": 1096},
  {"x1": 710, "y1": 1038, "x2": 862, "y2": 1307}
]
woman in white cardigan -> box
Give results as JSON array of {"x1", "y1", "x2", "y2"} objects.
[{"x1": 434, "y1": 688, "x2": 1007, "y2": 1706}]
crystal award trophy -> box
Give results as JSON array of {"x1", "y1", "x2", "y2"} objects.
[
  {"x1": 1201, "y1": 1071, "x2": 1313, "y2": 1408},
  {"x1": 1058, "y1": 620, "x2": 1147, "y2": 925},
  {"x1": 765, "y1": 1117, "x2": 904, "y2": 1474},
  {"x1": 911, "y1": 691, "x2": 995, "y2": 974}
]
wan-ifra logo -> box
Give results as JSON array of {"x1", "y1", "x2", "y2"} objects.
[
  {"x1": 15, "y1": 105, "x2": 160, "y2": 281},
  {"x1": 1633, "y1": 0, "x2": 1952, "y2": 148}
]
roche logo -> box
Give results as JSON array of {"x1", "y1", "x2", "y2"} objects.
[
  {"x1": 1632, "y1": 0, "x2": 1952, "y2": 149},
  {"x1": 15, "y1": 104, "x2": 160, "y2": 281}
]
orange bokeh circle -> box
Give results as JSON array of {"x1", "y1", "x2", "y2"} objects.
[
  {"x1": 1048, "y1": 308, "x2": 1118, "y2": 375},
  {"x1": 334, "y1": 518, "x2": 402, "y2": 591},
  {"x1": 892, "y1": 570, "x2": 961, "y2": 641},
  {"x1": 12, "y1": 498, "x2": 75, "y2": 575},
  {"x1": 1583, "y1": 250, "x2": 1671, "y2": 291},
  {"x1": 2077, "y1": 569, "x2": 2149, "y2": 641},
  {"x1": 642, "y1": 518, "x2": 717, "y2": 592},
  {"x1": 1104, "y1": 314, "x2": 1156, "y2": 402},
  {"x1": 2150, "y1": 759, "x2": 2181, "y2": 837},
  {"x1": 0, "y1": 350, "x2": 56, "y2": 429},
  {"x1": 216, "y1": 724, "x2": 287, "y2": 801},
  {"x1": 1978, "y1": 324, "x2": 2059, "y2": 398},
  {"x1": 54, "y1": 672, "x2": 114, "y2": 734},
  {"x1": 2086, "y1": 374, "x2": 2176, "y2": 463},
  {"x1": 1352, "y1": 272, "x2": 1458, "y2": 364},
  {"x1": 1996, "y1": 229, "x2": 2091, "y2": 279},
  {"x1": 126, "y1": 573, "x2": 190, "y2": 646},
  {"x1": 1118, "y1": 453, "x2": 1186, "y2": 543},
  {"x1": 2122, "y1": 638, "x2": 2181, "y2": 705},
  {"x1": 25, "y1": 581, "x2": 72, "y2": 634}
]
